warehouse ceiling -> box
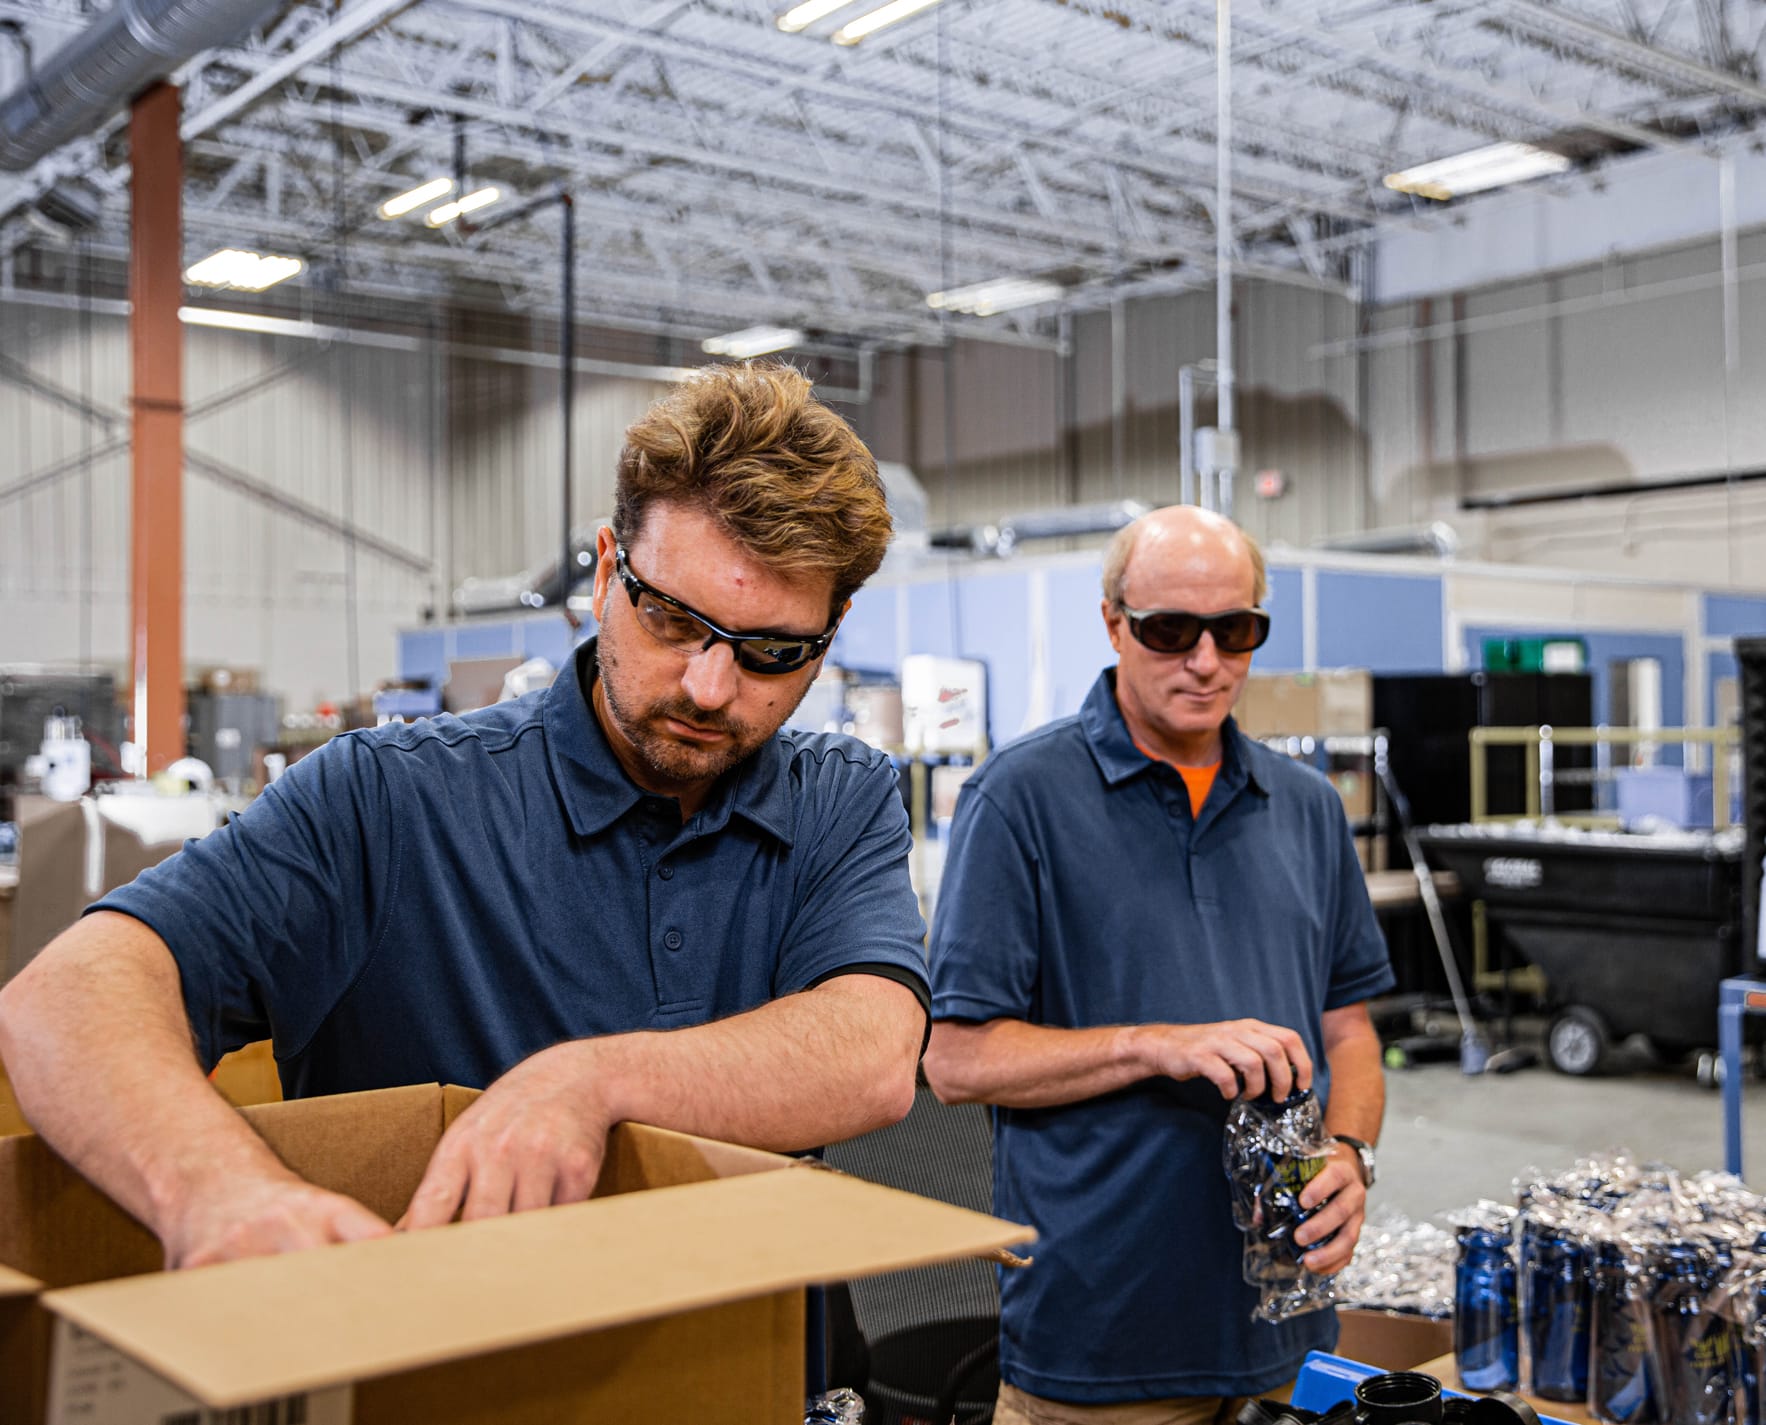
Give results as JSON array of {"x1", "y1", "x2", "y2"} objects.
[{"x1": 1, "y1": 0, "x2": 1765, "y2": 352}]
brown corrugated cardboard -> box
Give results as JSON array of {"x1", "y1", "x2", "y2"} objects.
[
  {"x1": 1235, "y1": 670, "x2": 1373, "y2": 737},
  {"x1": 210, "y1": 1038, "x2": 283, "y2": 1107},
  {"x1": 0, "y1": 1084, "x2": 1034, "y2": 1424},
  {"x1": 1334, "y1": 1308, "x2": 1452, "y2": 1371}
]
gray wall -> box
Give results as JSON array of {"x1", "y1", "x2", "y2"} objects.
[
  {"x1": 6, "y1": 214, "x2": 1766, "y2": 716},
  {"x1": 0, "y1": 299, "x2": 442, "y2": 707}
]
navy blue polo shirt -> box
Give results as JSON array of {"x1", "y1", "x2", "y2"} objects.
[
  {"x1": 94, "y1": 640, "x2": 929, "y2": 1097},
  {"x1": 929, "y1": 669, "x2": 1393, "y2": 1403}
]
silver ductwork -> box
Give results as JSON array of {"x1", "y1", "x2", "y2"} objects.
[
  {"x1": 1314, "y1": 521, "x2": 1460, "y2": 559},
  {"x1": 932, "y1": 499, "x2": 1150, "y2": 558},
  {"x1": 0, "y1": 0, "x2": 285, "y2": 171}
]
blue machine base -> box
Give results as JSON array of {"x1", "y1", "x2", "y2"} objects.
[{"x1": 1290, "y1": 1351, "x2": 1575, "y2": 1424}]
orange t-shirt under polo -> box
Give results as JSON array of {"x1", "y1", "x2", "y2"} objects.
[{"x1": 1133, "y1": 739, "x2": 1220, "y2": 818}]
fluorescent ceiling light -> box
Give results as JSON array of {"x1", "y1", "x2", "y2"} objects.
[
  {"x1": 182, "y1": 248, "x2": 305, "y2": 292},
  {"x1": 1384, "y1": 142, "x2": 1570, "y2": 201},
  {"x1": 832, "y1": 0, "x2": 941, "y2": 45},
  {"x1": 777, "y1": 0, "x2": 854, "y2": 32},
  {"x1": 178, "y1": 307, "x2": 320, "y2": 338},
  {"x1": 926, "y1": 276, "x2": 1064, "y2": 317},
  {"x1": 380, "y1": 176, "x2": 454, "y2": 219},
  {"x1": 425, "y1": 186, "x2": 502, "y2": 227},
  {"x1": 702, "y1": 326, "x2": 805, "y2": 358}
]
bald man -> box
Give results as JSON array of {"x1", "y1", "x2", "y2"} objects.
[{"x1": 925, "y1": 507, "x2": 1391, "y2": 1423}]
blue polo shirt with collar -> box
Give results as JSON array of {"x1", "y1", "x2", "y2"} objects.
[
  {"x1": 93, "y1": 640, "x2": 929, "y2": 1097},
  {"x1": 929, "y1": 668, "x2": 1394, "y2": 1404}
]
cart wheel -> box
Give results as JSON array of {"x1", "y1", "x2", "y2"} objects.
[
  {"x1": 1696, "y1": 1052, "x2": 1728, "y2": 1091},
  {"x1": 1546, "y1": 1007, "x2": 1609, "y2": 1077}
]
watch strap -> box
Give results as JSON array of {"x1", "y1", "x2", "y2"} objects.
[{"x1": 1334, "y1": 1134, "x2": 1376, "y2": 1187}]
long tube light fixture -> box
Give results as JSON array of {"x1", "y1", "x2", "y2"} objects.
[
  {"x1": 702, "y1": 325, "x2": 804, "y2": 358},
  {"x1": 832, "y1": 0, "x2": 941, "y2": 44},
  {"x1": 776, "y1": 0, "x2": 853, "y2": 32},
  {"x1": 183, "y1": 248, "x2": 304, "y2": 292},
  {"x1": 425, "y1": 186, "x2": 501, "y2": 227},
  {"x1": 380, "y1": 176, "x2": 454, "y2": 219},
  {"x1": 177, "y1": 307, "x2": 321, "y2": 338},
  {"x1": 1384, "y1": 142, "x2": 1570, "y2": 201},
  {"x1": 926, "y1": 276, "x2": 1063, "y2": 317}
]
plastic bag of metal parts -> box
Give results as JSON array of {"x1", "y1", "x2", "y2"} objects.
[
  {"x1": 1223, "y1": 1088, "x2": 1338, "y2": 1323},
  {"x1": 804, "y1": 1387, "x2": 865, "y2": 1424}
]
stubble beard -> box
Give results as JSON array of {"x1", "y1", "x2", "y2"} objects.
[{"x1": 594, "y1": 623, "x2": 815, "y2": 789}]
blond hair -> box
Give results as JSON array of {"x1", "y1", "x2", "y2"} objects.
[
  {"x1": 613, "y1": 362, "x2": 892, "y2": 612},
  {"x1": 1101, "y1": 510, "x2": 1268, "y2": 605}
]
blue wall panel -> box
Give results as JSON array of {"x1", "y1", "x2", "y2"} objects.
[
  {"x1": 1045, "y1": 563, "x2": 1116, "y2": 723},
  {"x1": 453, "y1": 623, "x2": 518, "y2": 661},
  {"x1": 1315, "y1": 572, "x2": 1444, "y2": 672},
  {"x1": 905, "y1": 581, "x2": 960, "y2": 660},
  {"x1": 830, "y1": 586, "x2": 898, "y2": 674},
  {"x1": 957, "y1": 574, "x2": 1031, "y2": 747},
  {"x1": 521, "y1": 618, "x2": 575, "y2": 667},
  {"x1": 1705, "y1": 595, "x2": 1766, "y2": 640},
  {"x1": 1259, "y1": 567, "x2": 1305, "y2": 671},
  {"x1": 398, "y1": 630, "x2": 447, "y2": 685}
]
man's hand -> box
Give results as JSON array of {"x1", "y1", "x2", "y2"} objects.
[
  {"x1": 163, "y1": 1174, "x2": 392, "y2": 1270},
  {"x1": 402, "y1": 1041, "x2": 610, "y2": 1230},
  {"x1": 1293, "y1": 1139, "x2": 1368, "y2": 1275},
  {"x1": 1136, "y1": 1019, "x2": 1313, "y2": 1101}
]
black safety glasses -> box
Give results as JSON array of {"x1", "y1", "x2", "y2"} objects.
[
  {"x1": 1116, "y1": 603, "x2": 1271, "y2": 656},
  {"x1": 614, "y1": 546, "x2": 836, "y2": 676}
]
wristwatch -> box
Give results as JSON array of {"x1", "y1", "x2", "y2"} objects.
[{"x1": 1334, "y1": 1135, "x2": 1376, "y2": 1188}]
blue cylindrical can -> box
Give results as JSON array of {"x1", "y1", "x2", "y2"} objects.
[
  {"x1": 1647, "y1": 1241, "x2": 1734, "y2": 1425},
  {"x1": 1589, "y1": 1240, "x2": 1656, "y2": 1422},
  {"x1": 1735, "y1": 1273, "x2": 1766, "y2": 1425},
  {"x1": 1456, "y1": 1225, "x2": 1519, "y2": 1392},
  {"x1": 1523, "y1": 1218, "x2": 1591, "y2": 1403}
]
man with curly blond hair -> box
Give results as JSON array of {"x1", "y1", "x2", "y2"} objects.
[{"x1": 0, "y1": 363, "x2": 928, "y2": 1269}]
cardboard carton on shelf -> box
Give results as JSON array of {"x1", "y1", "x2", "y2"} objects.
[
  {"x1": 0, "y1": 1083, "x2": 1034, "y2": 1425},
  {"x1": 1236, "y1": 670, "x2": 1373, "y2": 738}
]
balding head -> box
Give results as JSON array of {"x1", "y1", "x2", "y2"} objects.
[{"x1": 1101, "y1": 506, "x2": 1267, "y2": 609}]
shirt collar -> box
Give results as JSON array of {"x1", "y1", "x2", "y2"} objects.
[
  {"x1": 1078, "y1": 667, "x2": 1268, "y2": 799},
  {"x1": 542, "y1": 639, "x2": 797, "y2": 845}
]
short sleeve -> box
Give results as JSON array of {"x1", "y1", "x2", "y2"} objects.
[
  {"x1": 88, "y1": 732, "x2": 398, "y2": 1068},
  {"x1": 772, "y1": 753, "x2": 928, "y2": 1001},
  {"x1": 928, "y1": 784, "x2": 1041, "y2": 1024},
  {"x1": 1322, "y1": 808, "x2": 1396, "y2": 1010}
]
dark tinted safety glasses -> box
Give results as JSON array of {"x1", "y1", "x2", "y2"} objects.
[
  {"x1": 615, "y1": 546, "x2": 835, "y2": 675},
  {"x1": 1117, "y1": 603, "x2": 1271, "y2": 655}
]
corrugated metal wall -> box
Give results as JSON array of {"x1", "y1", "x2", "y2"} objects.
[
  {"x1": 446, "y1": 353, "x2": 670, "y2": 582},
  {"x1": 7, "y1": 219, "x2": 1766, "y2": 713},
  {"x1": 863, "y1": 281, "x2": 1369, "y2": 552},
  {"x1": 1360, "y1": 227, "x2": 1766, "y2": 585},
  {"x1": 0, "y1": 300, "x2": 440, "y2": 706}
]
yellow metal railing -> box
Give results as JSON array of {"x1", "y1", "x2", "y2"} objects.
[{"x1": 1467, "y1": 725, "x2": 1741, "y2": 828}]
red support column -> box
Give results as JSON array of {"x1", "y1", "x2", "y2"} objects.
[{"x1": 129, "y1": 83, "x2": 184, "y2": 776}]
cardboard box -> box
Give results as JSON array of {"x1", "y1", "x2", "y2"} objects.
[
  {"x1": 1235, "y1": 671, "x2": 1373, "y2": 738},
  {"x1": 1335, "y1": 1308, "x2": 1452, "y2": 1372},
  {"x1": 0, "y1": 1084, "x2": 1033, "y2": 1424}
]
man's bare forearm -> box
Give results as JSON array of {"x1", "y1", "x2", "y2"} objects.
[
  {"x1": 924, "y1": 1015, "x2": 1313, "y2": 1108},
  {"x1": 1320, "y1": 1002, "x2": 1385, "y2": 1144},
  {"x1": 0, "y1": 912, "x2": 297, "y2": 1238},
  {"x1": 572, "y1": 973, "x2": 925, "y2": 1149}
]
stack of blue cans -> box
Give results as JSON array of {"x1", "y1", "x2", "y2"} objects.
[{"x1": 1451, "y1": 1155, "x2": 1766, "y2": 1425}]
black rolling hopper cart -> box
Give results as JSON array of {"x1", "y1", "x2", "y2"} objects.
[{"x1": 1418, "y1": 823, "x2": 1745, "y2": 1078}]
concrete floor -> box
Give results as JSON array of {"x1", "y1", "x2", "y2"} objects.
[{"x1": 1377, "y1": 1037, "x2": 1766, "y2": 1222}]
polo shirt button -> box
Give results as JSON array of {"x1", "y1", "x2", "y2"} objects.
[
  {"x1": 658, "y1": 863, "x2": 674, "y2": 880},
  {"x1": 664, "y1": 930, "x2": 683, "y2": 951}
]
